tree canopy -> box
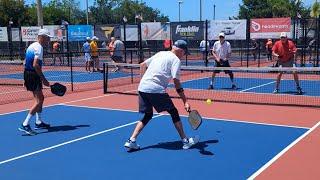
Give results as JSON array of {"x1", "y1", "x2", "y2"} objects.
[
  {"x1": 0, "y1": 0, "x2": 169, "y2": 27},
  {"x1": 0, "y1": 0, "x2": 317, "y2": 27},
  {"x1": 238, "y1": 0, "x2": 311, "y2": 19}
]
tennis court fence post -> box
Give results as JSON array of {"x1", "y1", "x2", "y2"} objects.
[
  {"x1": 103, "y1": 63, "x2": 108, "y2": 94},
  {"x1": 70, "y1": 52, "x2": 74, "y2": 91},
  {"x1": 205, "y1": 20, "x2": 208, "y2": 67},
  {"x1": 317, "y1": 15, "x2": 320, "y2": 67},
  {"x1": 246, "y1": 17, "x2": 250, "y2": 67}
]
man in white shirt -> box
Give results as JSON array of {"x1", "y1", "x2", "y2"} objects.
[
  {"x1": 124, "y1": 40, "x2": 200, "y2": 151},
  {"x1": 209, "y1": 32, "x2": 236, "y2": 90},
  {"x1": 19, "y1": 29, "x2": 52, "y2": 135}
]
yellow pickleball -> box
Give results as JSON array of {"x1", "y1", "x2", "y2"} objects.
[{"x1": 206, "y1": 99, "x2": 212, "y2": 105}]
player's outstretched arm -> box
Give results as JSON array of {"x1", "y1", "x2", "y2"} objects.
[{"x1": 173, "y1": 78, "x2": 190, "y2": 112}]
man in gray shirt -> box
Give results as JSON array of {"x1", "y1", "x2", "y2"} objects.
[{"x1": 110, "y1": 37, "x2": 125, "y2": 72}]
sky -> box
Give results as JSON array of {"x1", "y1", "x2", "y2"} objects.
[{"x1": 26, "y1": 0, "x2": 315, "y2": 22}]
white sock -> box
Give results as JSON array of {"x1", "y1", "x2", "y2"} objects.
[
  {"x1": 182, "y1": 138, "x2": 188, "y2": 143},
  {"x1": 36, "y1": 112, "x2": 42, "y2": 124},
  {"x1": 129, "y1": 137, "x2": 136, "y2": 142},
  {"x1": 23, "y1": 114, "x2": 33, "y2": 126}
]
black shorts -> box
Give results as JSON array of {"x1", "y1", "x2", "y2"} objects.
[
  {"x1": 214, "y1": 60, "x2": 232, "y2": 74},
  {"x1": 138, "y1": 91, "x2": 175, "y2": 113},
  {"x1": 24, "y1": 70, "x2": 42, "y2": 91},
  {"x1": 111, "y1": 55, "x2": 124, "y2": 63}
]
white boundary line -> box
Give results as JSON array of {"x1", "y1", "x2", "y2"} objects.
[
  {"x1": 0, "y1": 104, "x2": 314, "y2": 166},
  {"x1": 62, "y1": 104, "x2": 310, "y2": 130},
  {"x1": 240, "y1": 81, "x2": 275, "y2": 92},
  {"x1": 0, "y1": 113, "x2": 162, "y2": 165},
  {"x1": 247, "y1": 120, "x2": 320, "y2": 180}
]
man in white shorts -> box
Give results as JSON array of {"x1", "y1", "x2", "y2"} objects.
[{"x1": 83, "y1": 37, "x2": 92, "y2": 72}]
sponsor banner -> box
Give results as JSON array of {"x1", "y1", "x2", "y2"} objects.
[
  {"x1": 208, "y1": 20, "x2": 247, "y2": 40},
  {"x1": 141, "y1": 22, "x2": 162, "y2": 40},
  {"x1": 43, "y1": 25, "x2": 66, "y2": 41},
  {"x1": 149, "y1": 23, "x2": 171, "y2": 40},
  {"x1": 161, "y1": 23, "x2": 171, "y2": 40},
  {"x1": 11, "y1": 28, "x2": 20, "y2": 42},
  {"x1": 21, "y1": 26, "x2": 62, "y2": 41},
  {"x1": 121, "y1": 25, "x2": 138, "y2": 41},
  {"x1": 21, "y1": 26, "x2": 41, "y2": 42},
  {"x1": 0, "y1": 27, "x2": 8, "y2": 41},
  {"x1": 250, "y1": 18, "x2": 292, "y2": 39},
  {"x1": 171, "y1": 21, "x2": 204, "y2": 40},
  {"x1": 68, "y1": 25, "x2": 93, "y2": 41},
  {"x1": 95, "y1": 25, "x2": 116, "y2": 41}
]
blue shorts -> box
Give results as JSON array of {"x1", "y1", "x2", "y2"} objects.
[{"x1": 138, "y1": 91, "x2": 175, "y2": 113}]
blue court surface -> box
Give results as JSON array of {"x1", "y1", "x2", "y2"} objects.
[
  {"x1": 0, "y1": 70, "x2": 133, "y2": 83},
  {"x1": 177, "y1": 77, "x2": 320, "y2": 96},
  {"x1": 0, "y1": 105, "x2": 308, "y2": 179}
]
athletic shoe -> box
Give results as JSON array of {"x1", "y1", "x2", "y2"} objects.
[
  {"x1": 182, "y1": 135, "x2": 200, "y2": 150},
  {"x1": 297, "y1": 87, "x2": 303, "y2": 95},
  {"x1": 124, "y1": 139, "x2": 140, "y2": 151},
  {"x1": 231, "y1": 84, "x2": 237, "y2": 90},
  {"x1": 273, "y1": 89, "x2": 279, "y2": 94},
  {"x1": 35, "y1": 122, "x2": 51, "y2": 129},
  {"x1": 207, "y1": 85, "x2": 214, "y2": 90},
  {"x1": 18, "y1": 124, "x2": 37, "y2": 136}
]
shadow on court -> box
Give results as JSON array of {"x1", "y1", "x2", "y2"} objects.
[
  {"x1": 132, "y1": 139, "x2": 219, "y2": 156},
  {"x1": 22, "y1": 125, "x2": 90, "y2": 136}
]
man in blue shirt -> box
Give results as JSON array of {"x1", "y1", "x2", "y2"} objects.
[
  {"x1": 19, "y1": 29, "x2": 52, "y2": 136},
  {"x1": 83, "y1": 37, "x2": 92, "y2": 72}
]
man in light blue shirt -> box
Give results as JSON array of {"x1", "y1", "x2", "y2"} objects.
[{"x1": 83, "y1": 37, "x2": 92, "y2": 72}]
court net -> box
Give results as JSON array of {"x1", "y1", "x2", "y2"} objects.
[{"x1": 103, "y1": 62, "x2": 320, "y2": 108}]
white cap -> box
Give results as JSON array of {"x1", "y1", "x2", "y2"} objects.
[
  {"x1": 91, "y1": 36, "x2": 99, "y2": 40},
  {"x1": 38, "y1": 29, "x2": 53, "y2": 38},
  {"x1": 219, "y1": 32, "x2": 225, "y2": 37},
  {"x1": 280, "y1": 32, "x2": 287, "y2": 38},
  {"x1": 86, "y1": 37, "x2": 91, "y2": 40}
]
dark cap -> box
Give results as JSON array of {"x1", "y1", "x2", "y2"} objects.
[{"x1": 174, "y1": 40, "x2": 190, "y2": 55}]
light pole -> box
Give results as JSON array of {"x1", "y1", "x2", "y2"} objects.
[
  {"x1": 86, "y1": 0, "x2": 89, "y2": 25},
  {"x1": 178, "y1": 1, "x2": 183, "y2": 22},
  {"x1": 213, "y1": 4, "x2": 216, "y2": 20},
  {"x1": 200, "y1": 0, "x2": 202, "y2": 21},
  {"x1": 61, "y1": 20, "x2": 73, "y2": 90}
]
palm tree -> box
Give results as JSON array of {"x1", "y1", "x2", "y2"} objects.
[
  {"x1": 36, "y1": 0, "x2": 43, "y2": 26},
  {"x1": 310, "y1": 0, "x2": 320, "y2": 18}
]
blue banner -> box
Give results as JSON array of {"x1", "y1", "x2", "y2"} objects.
[{"x1": 68, "y1": 25, "x2": 93, "y2": 41}]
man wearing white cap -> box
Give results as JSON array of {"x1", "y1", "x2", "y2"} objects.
[
  {"x1": 83, "y1": 37, "x2": 92, "y2": 72},
  {"x1": 124, "y1": 40, "x2": 199, "y2": 152},
  {"x1": 208, "y1": 32, "x2": 236, "y2": 90},
  {"x1": 19, "y1": 29, "x2": 52, "y2": 135},
  {"x1": 272, "y1": 32, "x2": 302, "y2": 95}
]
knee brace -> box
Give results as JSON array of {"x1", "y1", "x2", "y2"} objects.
[
  {"x1": 140, "y1": 112, "x2": 153, "y2": 125},
  {"x1": 168, "y1": 108, "x2": 181, "y2": 123}
]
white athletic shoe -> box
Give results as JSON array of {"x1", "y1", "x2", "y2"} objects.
[
  {"x1": 124, "y1": 139, "x2": 140, "y2": 151},
  {"x1": 182, "y1": 135, "x2": 200, "y2": 150}
]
